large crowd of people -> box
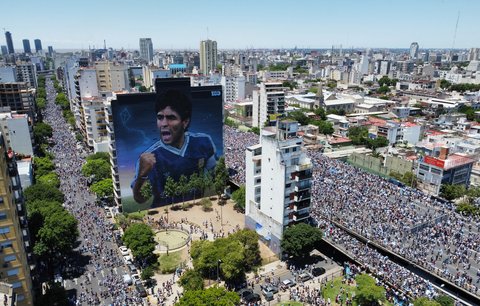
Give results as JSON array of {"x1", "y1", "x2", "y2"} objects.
[
  {"x1": 223, "y1": 125, "x2": 480, "y2": 300},
  {"x1": 43, "y1": 78, "x2": 144, "y2": 305}
]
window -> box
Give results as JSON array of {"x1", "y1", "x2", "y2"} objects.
[
  {"x1": 0, "y1": 241, "x2": 12, "y2": 249},
  {"x1": 0, "y1": 212, "x2": 6, "y2": 220},
  {"x1": 11, "y1": 282, "x2": 21, "y2": 289},
  {"x1": 7, "y1": 268, "x2": 19, "y2": 276},
  {"x1": 4, "y1": 254, "x2": 15, "y2": 262},
  {"x1": 285, "y1": 183, "x2": 291, "y2": 188},
  {"x1": 0, "y1": 227, "x2": 10, "y2": 234},
  {"x1": 16, "y1": 294, "x2": 24, "y2": 301}
]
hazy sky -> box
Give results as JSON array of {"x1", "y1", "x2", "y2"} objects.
[{"x1": 1, "y1": 0, "x2": 479, "y2": 50}]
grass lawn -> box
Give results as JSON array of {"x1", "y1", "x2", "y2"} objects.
[
  {"x1": 275, "y1": 302, "x2": 303, "y2": 306},
  {"x1": 158, "y1": 249, "x2": 186, "y2": 274},
  {"x1": 322, "y1": 276, "x2": 393, "y2": 306}
]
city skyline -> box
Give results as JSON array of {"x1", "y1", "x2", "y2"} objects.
[{"x1": 1, "y1": 0, "x2": 479, "y2": 51}]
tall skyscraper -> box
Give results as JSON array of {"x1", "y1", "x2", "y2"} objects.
[
  {"x1": 199, "y1": 39, "x2": 217, "y2": 75},
  {"x1": 139, "y1": 38, "x2": 153, "y2": 62},
  {"x1": 22, "y1": 40, "x2": 31, "y2": 54},
  {"x1": 34, "y1": 39, "x2": 42, "y2": 53},
  {"x1": 5, "y1": 32, "x2": 14, "y2": 54},
  {"x1": 0, "y1": 46, "x2": 7, "y2": 56},
  {"x1": 47, "y1": 46, "x2": 54, "y2": 57},
  {"x1": 409, "y1": 42, "x2": 419, "y2": 60}
]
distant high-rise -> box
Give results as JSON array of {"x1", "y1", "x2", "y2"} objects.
[
  {"x1": 47, "y1": 46, "x2": 53, "y2": 57},
  {"x1": 199, "y1": 39, "x2": 217, "y2": 75},
  {"x1": 139, "y1": 38, "x2": 153, "y2": 62},
  {"x1": 0, "y1": 45, "x2": 7, "y2": 56},
  {"x1": 409, "y1": 42, "x2": 419, "y2": 60},
  {"x1": 22, "y1": 39, "x2": 31, "y2": 54},
  {"x1": 5, "y1": 31, "x2": 14, "y2": 54},
  {"x1": 34, "y1": 39, "x2": 42, "y2": 53}
]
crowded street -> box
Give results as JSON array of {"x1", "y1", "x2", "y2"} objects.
[{"x1": 43, "y1": 76, "x2": 145, "y2": 305}]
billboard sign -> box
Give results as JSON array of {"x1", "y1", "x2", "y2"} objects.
[{"x1": 112, "y1": 78, "x2": 224, "y2": 212}]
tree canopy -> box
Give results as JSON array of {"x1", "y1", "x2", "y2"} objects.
[
  {"x1": 90, "y1": 178, "x2": 113, "y2": 198},
  {"x1": 33, "y1": 122, "x2": 53, "y2": 144},
  {"x1": 24, "y1": 183, "x2": 64, "y2": 203},
  {"x1": 176, "y1": 287, "x2": 240, "y2": 306},
  {"x1": 123, "y1": 223, "x2": 157, "y2": 264},
  {"x1": 81, "y1": 158, "x2": 111, "y2": 183},
  {"x1": 354, "y1": 274, "x2": 386, "y2": 305},
  {"x1": 281, "y1": 223, "x2": 323, "y2": 258},
  {"x1": 178, "y1": 269, "x2": 204, "y2": 291},
  {"x1": 231, "y1": 185, "x2": 245, "y2": 212}
]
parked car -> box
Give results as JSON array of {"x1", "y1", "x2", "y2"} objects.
[
  {"x1": 135, "y1": 283, "x2": 148, "y2": 297},
  {"x1": 119, "y1": 246, "x2": 130, "y2": 256},
  {"x1": 132, "y1": 274, "x2": 141, "y2": 284},
  {"x1": 298, "y1": 272, "x2": 312, "y2": 282},
  {"x1": 261, "y1": 285, "x2": 278, "y2": 296},
  {"x1": 312, "y1": 267, "x2": 326, "y2": 277},
  {"x1": 123, "y1": 255, "x2": 133, "y2": 265},
  {"x1": 281, "y1": 278, "x2": 296, "y2": 288},
  {"x1": 243, "y1": 292, "x2": 261, "y2": 304},
  {"x1": 238, "y1": 288, "x2": 253, "y2": 300},
  {"x1": 128, "y1": 264, "x2": 138, "y2": 274}
]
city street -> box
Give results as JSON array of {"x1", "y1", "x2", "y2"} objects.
[{"x1": 43, "y1": 76, "x2": 145, "y2": 305}]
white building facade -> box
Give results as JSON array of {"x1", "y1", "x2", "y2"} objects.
[{"x1": 245, "y1": 121, "x2": 313, "y2": 255}]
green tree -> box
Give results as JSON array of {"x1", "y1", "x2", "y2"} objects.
[
  {"x1": 141, "y1": 266, "x2": 154, "y2": 280},
  {"x1": 282, "y1": 80, "x2": 298, "y2": 90},
  {"x1": 86, "y1": 152, "x2": 110, "y2": 162},
  {"x1": 24, "y1": 183, "x2": 64, "y2": 204},
  {"x1": 123, "y1": 223, "x2": 156, "y2": 264},
  {"x1": 434, "y1": 295, "x2": 454, "y2": 306},
  {"x1": 178, "y1": 175, "x2": 189, "y2": 205},
  {"x1": 366, "y1": 136, "x2": 389, "y2": 151},
  {"x1": 440, "y1": 184, "x2": 467, "y2": 201},
  {"x1": 34, "y1": 156, "x2": 55, "y2": 178},
  {"x1": 228, "y1": 229, "x2": 260, "y2": 270},
  {"x1": 314, "y1": 107, "x2": 326, "y2": 120},
  {"x1": 36, "y1": 97, "x2": 47, "y2": 110},
  {"x1": 37, "y1": 172, "x2": 60, "y2": 188},
  {"x1": 281, "y1": 223, "x2": 323, "y2": 259},
  {"x1": 178, "y1": 269, "x2": 204, "y2": 291},
  {"x1": 81, "y1": 159, "x2": 111, "y2": 183},
  {"x1": 414, "y1": 297, "x2": 442, "y2": 306},
  {"x1": 90, "y1": 178, "x2": 113, "y2": 198},
  {"x1": 286, "y1": 110, "x2": 310, "y2": 126},
  {"x1": 33, "y1": 122, "x2": 53, "y2": 144},
  {"x1": 231, "y1": 185, "x2": 246, "y2": 212},
  {"x1": 355, "y1": 273, "x2": 386, "y2": 305},
  {"x1": 348, "y1": 126, "x2": 369, "y2": 145},
  {"x1": 213, "y1": 157, "x2": 229, "y2": 198},
  {"x1": 139, "y1": 85, "x2": 148, "y2": 92},
  {"x1": 176, "y1": 287, "x2": 240, "y2": 306},
  {"x1": 377, "y1": 85, "x2": 390, "y2": 94},
  {"x1": 250, "y1": 127, "x2": 260, "y2": 135},
  {"x1": 33, "y1": 207, "x2": 79, "y2": 271},
  {"x1": 164, "y1": 176, "x2": 178, "y2": 204}
]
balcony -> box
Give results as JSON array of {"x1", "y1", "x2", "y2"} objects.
[
  {"x1": 295, "y1": 163, "x2": 312, "y2": 172},
  {"x1": 293, "y1": 190, "x2": 311, "y2": 202},
  {"x1": 293, "y1": 211, "x2": 310, "y2": 221},
  {"x1": 294, "y1": 199, "x2": 310, "y2": 211},
  {"x1": 294, "y1": 181, "x2": 311, "y2": 192}
]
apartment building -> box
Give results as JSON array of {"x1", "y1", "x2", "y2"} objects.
[
  {"x1": 0, "y1": 133, "x2": 34, "y2": 305},
  {"x1": 245, "y1": 120, "x2": 313, "y2": 255}
]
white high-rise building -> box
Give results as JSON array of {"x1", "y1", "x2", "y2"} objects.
[
  {"x1": 139, "y1": 38, "x2": 154, "y2": 62},
  {"x1": 410, "y1": 42, "x2": 419, "y2": 60},
  {"x1": 221, "y1": 75, "x2": 245, "y2": 103},
  {"x1": 252, "y1": 82, "x2": 285, "y2": 128},
  {"x1": 245, "y1": 120, "x2": 313, "y2": 255},
  {"x1": 200, "y1": 39, "x2": 217, "y2": 75}
]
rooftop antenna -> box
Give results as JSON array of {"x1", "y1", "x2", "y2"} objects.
[{"x1": 104, "y1": 39, "x2": 106, "y2": 50}]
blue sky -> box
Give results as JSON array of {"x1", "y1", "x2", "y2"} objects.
[{"x1": 1, "y1": 0, "x2": 479, "y2": 50}]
